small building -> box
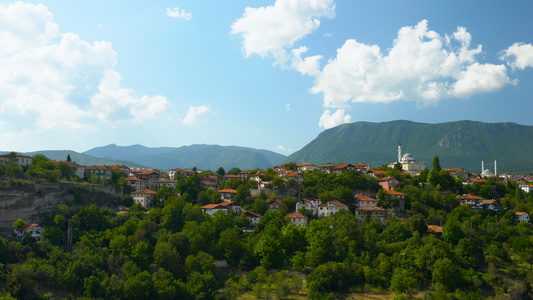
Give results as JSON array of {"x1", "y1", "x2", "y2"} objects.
[
  {"x1": 287, "y1": 212, "x2": 308, "y2": 227},
  {"x1": 200, "y1": 177, "x2": 218, "y2": 190},
  {"x1": 244, "y1": 211, "x2": 262, "y2": 225},
  {"x1": 219, "y1": 201, "x2": 242, "y2": 215},
  {"x1": 333, "y1": 164, "x2": 356, "y2": 174},
  {"x1": 355, "y1": 194, "x2": 377, "y2": 208},
  {"x1": 356, "y1": 206, "x2": 388, "y2": 225},
  {"x1": 0, "y1": 152, "x2": 33, "y2": 167},
  {"x1": 516, "y1": 211, "x2": 530, "y2": 223},
  {"x1": 201, "y1": 203, "x2": 228, "y2": 215},
  {"x1": 132, "y1": 189, "x2": 156, "y2": 208},
  {"x1": 483, "y1": 199, "x2": 503, "y2": 211},
  {"x1": 268, "y1": 199, "x2": 283, "y2": 211},
  {"x1": 318, "y1": 201, "x2": 349, "y2": 217},
  {"x1": 221, "y1": 174, "x2": 242, "y2": 182},
  {"x1": 218, "y1": 189, "x2": 238, "y2": 201},
  {"x1": 154, "y1": 178, "x2": 177, "y2": 189},
  {"x1": 296, "y1": 198, "x2": 321, "y2": 216},
  {"x1": 14, "y1": 224, "x2": 44, "y2": 243},
  {"x1": 379, "y1": 177, "x2": 400, "y2": 190},
  {"x1": 295, "y1": 163, "x2": 317, "y2": 172},
  {"x1": 456, "y1": 194, "x2": 484, "y2": 209},
  {"x1": 84, "y1": 165, "x2": 112, "y2": 180},
  {"x1": 125, "y1": 177, "x2": 145, "y2": 191},
  {"x1": 383, "y1": 190, "x2": 406, "y2": 211},
  {"x1": 428, "y1": 225, "x2": 443, "y2": 237}
]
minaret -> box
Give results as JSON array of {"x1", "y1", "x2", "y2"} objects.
[
  {"x1": 398, "y1": 141, "x2": 402, "y2": 163},
  {"x1": 481, "y1": 158, "x2": 484, "y2": 174},
  {"x1": 494, "y1": 159, "x2": 497, "y2": 176}
]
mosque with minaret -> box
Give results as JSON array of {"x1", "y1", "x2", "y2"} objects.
[{"x1": 387, "y1": 142, "x2": 426, "y2": 175}]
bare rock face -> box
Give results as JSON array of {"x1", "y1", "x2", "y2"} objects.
[{"x1": 0, "y1": 182, "x2": 121, "y2": 237}]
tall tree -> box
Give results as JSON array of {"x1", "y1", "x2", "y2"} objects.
[
  {"x1": 432, "y1": 156, "x2": 441, "y2": 172},
  {"x1": 66, "y1": 154, "x2": 72, "y2": 162}
]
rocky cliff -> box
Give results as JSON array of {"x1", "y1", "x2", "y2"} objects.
[{"x1": 0, "y1": 182, "x2": 122, "y2": 237}]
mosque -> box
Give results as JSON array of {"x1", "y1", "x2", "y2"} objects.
[{"x1": 387, "y1": 142, "x2": 426, "y2": 175}]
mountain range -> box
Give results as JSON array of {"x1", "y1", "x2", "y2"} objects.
[{"x1": 3, "y1": 120, "x2": 533, "y2": 173}]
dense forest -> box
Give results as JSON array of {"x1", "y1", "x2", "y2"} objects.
[{"x1": 1, "y1": 153, "x2": 533, "y2": 299}]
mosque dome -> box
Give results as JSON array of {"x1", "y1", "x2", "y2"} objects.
[
  {"x1": 482, "y1": 169, "x2": 494, "y2": 177},
  {"x1": 400, "y1": 153, "x2": 416, "y2": 163}
]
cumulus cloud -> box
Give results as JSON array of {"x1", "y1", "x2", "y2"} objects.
[
  {"x1": 166, "y1": 7, "x2": 192, "y2": 20},
  {"x1": 309, "y1": 20, "x2": 513, "y2": 128},
  {"x1": 501, "y1": 42, "x2": 533, "y2": 70},
  {"x1": 231, "y1": 0, "x2": 335, "y2": 64},
  {"x1": 182, "y1": 105, "x2": 210, "y2": 126},
  {"x1": 0, "y1": 2, "x2": 170, "y2": 133},
  {"x1": 319, "y1": 109, "x2": 351, "y2": 129},
  {"x1": 285, "y1": 103, "x2": 291, "y2": 111}
]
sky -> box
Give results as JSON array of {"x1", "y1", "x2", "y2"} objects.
[{"x1": 0, "y1": 0, "x2": 532, "y2": 155}]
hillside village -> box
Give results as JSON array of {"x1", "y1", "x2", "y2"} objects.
[
  {"x1": 3, "y1": 149, "x2": 532, "y2": 238},
  {"x1": 3, "y1": 149, "x2": 533, "y2": 298}
]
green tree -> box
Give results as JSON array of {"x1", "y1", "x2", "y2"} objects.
[
  {"x1": 216, "y1": 167, "x2": 226, "y2": 177},
  {"x1": 13, "y1": 219, "x2": 26, "y2": 231},
  {"x1": 390, "y1": 269, "x2": 418, "y2": 295},
  {"x1": 66, "y1": 154, "x2": 72, "y2": 162},
  {"x1": 433, "y1": 156, "x2": 441, "y2": 172}
]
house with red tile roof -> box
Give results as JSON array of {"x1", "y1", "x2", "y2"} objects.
[
  {"x1": 383, "y1": 190, "x2": 406, "y2": 211},
  {"x1": 84, "y1": 165, "x2": 112, "y2": 180},
  {"x1": 218, "y1": 189, "x2": 238, "y2": 201},
  {"x1": 456, "y1": 194, "x2": 485, "y2": 209},
  {"x1": 354, "y1": 163, "x2": 370, "y2": 172},
  {"x1": 333, "y1": 164, "x2": 356, "y2": 174},
  {"x1": 319, "y1": 164, "x2": 337, "y2": 174},
  {"x1": 155, "y1": 178, "x2": 177, "y2": 189},
  {"x1": 287, "y1": 212, "x2": 308, "y2": 227},
  {"x1": 379, "y1": 177, "x2": 400, "y2": 190},
  {"x1": 356, "y1": 206, "x2": 388, "y2": 224},
  {"x1": 428, "y1": 225, "x2": 443, "y2": 236},
  {"x1": 295, "y1": 163, "x2": 317, "y2": 172},
  {"x1": 244, "y1": 211, "x2": 262, "y2": 224},
  {"x1": 132, "y1": 189, "x2": 156, "y2": 208},
  {"x1": 516, "y1": 211, "x2": 530, "y2": 223},
  {"x1": 318, "y1": 200, "x2": 349, "y2": 217},
  {"x1": 200, "y1": 177, "x2": 218, "y2": 190},
  {"x1": 221, "y1": 174, "x2": 242, "y2": 182},
  {"x1": 0, "y1": 152, "x2": 32, "y2": 166},
  {"x1": 296, "y1": 198, "x2": 321, "y2": 216},
  {"x1": 201, "y1": 203, "x2": 228, "y2": 215},
  {"x1": 280, "y1": 171, "x2": 303, "y2": 183},
  {"x1": 355, "y1": 194, "x2": 377, "y2": 208},
  {"x1": 219, "y1": 201, "x2": 242, "y2": 215},
  {"x1": 125, "y1": 177, "x2": 145, "y2": 191},
  {"x1": 268, "y1": 199, "x2": 283, "y2": 211},
  {"x1": 13, "y1": 223, "x2": 44, "y2": 243}
]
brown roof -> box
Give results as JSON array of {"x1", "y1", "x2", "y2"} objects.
[
  {"x1": 456, "y1": 194, "x2": 484, "y2": 200},
  {"x1": 357, "y1": 206, "x2": 387, "y2": 211},
  {"x1": 356, "y1": 194, "x2": 376, "y2": 202},
  {"x1": 131, "y1": 189, "x2": 156, "y2": 194},
  {"x1": 218, "y1": 189, "x2": 237, "y2": 194},
  {"x1": 384, "y1": 190, "x2": 405, "y2": 196},
  {"x1": 428, "y1": 225, "x2": 443, "y2": 233},
  {"x1": 287, "y1": 212, "x2": 308, "y2": 219}
]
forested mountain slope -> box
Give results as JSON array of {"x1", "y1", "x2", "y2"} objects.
[{"x1": 286, "y1": 120, "x2": 533, "y2": 174}]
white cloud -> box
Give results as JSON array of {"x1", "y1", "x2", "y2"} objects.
[
  {"x1": 0, "y1": 2, "x2": 170, "y2": 133},
  {"x1": 291, "y1": 46, "x2": 322, "y2": 76},
  {"x1": 277, "y1": 145, "x2": 292, "y2": 151},
  {"x1": 166, "y1": 7, "x2": 192, "y2": 20},
  {"x1": 501, "y1": 42, "x2": 533, "y2": 70},
  {"x1": 319, "y1": 109, "x2": 351, "y2": 129},
  {"x1": 285, "y1": 103, "x2": 291, "y2": 111},
  {"x1": 183, "y1": 105, "x2": 210, "y2": 126},
  {"x1": 231, "y1": 0, "x2": 335, "y2": 64},
  {"x1": 308, "y1": 20, "x2": 512, "y2": 128}
]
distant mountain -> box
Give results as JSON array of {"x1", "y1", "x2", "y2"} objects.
[
  {"x1": 286, "y1": 120, "x2": 533, "y2": 174},
  {"x1": 0, "y1": 150, "x2": 149, "y2": 169},
  {"x1": 83, "y1": 144, "x2": 287, "y2": 171}
]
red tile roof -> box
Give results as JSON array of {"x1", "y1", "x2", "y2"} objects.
[
  {"x1": 356, "y1": 194, "x2": 376, "y2": 202},
  {"x1": 428, "y1": 225, "x2": 443, "y2": 233},
  {"x1": 218, "y1": 189, "x2": 237, "y2": 194},
  {"x1": 456, "y1": 194, "x2": 484, "y2": 200},
  {"x1": 328, "y1": 200, "x2": 349, "y2": 207},
  {"x1": 287, "y1": 212, "x2": 307, "y2": 219},
  {"x1": 132, "y1": 189, "x2": 156, "y2": 194},
  {"x1": 384, "y1": 190, "x2": 405, "y2": 196}
]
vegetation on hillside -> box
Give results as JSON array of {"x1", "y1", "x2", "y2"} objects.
[{"x1": 1, "y1": 156, "x2": 533, "y2": 299}]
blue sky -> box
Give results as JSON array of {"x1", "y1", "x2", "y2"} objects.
[{"x1": 0, "y1": 1, "x2": 532, "y2": 155}]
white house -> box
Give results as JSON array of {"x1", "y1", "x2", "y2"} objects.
[
  {"x1": 14, "y1": 224, "x2": 44, "y2": 243},
  {"x1": 132, "y1": 189, "x2": 156, "y2": 208},
  {"x1": 516, "y1": 211, "x2": 530, "y2": 223},
  {"x1": 318, "y1": 201, "x2": 349, "y2": 217}
]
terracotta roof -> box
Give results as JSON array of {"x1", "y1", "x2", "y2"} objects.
[
  {"x1": 0, "y1": 152, "x2": 32, "y2": 158},
  {"x1": 456, "y1": 194, "x2": 484, "y2": 200},
  {"x1": 328, "y1": 200, "x2": 349, "y2": 207},
  {"x1": 428, "y1": 225, "x2": 443, "y2": 233},
  {"x1": 296, "y1": 163, "x2": 315, "y2": 167},
  {"x1": 356, "y1": 194, "x2": 376, "y2": 202},
  {"x1": 220, "y1": 201, "x2": 240, "y2": 207},
  {"x1": 126, "y1": 177, "x2": 144, "y2": 182},
  {"x1": 24, "y1": 224, "x2": 40, "y2": 230},
  {"x1": 245, "y1": 211, "x2": 262, "y2": 218},
  {"x1": 334, "y1": 163, "x2": 353, "y2": 169},
  {"x1": 516, "y1": 211, "x2": 528, "y2": 216},
  {"x1": 202, "y1": 204, "x2": 221, "y2": 209},
  {"x1": 384, "y1": 190, "x2": 405, "y2": 196},
  {"x1": 469, "y1": 178, "x2": 487, "y2": 183},
  {"x1": 287, "y1": 212, "x2": 308, "y2": 219},
  {"x1": 443, "y1": 168, "x2": 464, "y2": 172},
  {"x1": 223, "y1": 174, "x2": 241, "y2": 179},
  {"x1": 218, "y1": 189, "x2": 237, "y2": 194},
  {"x1": 379, "y1": 177, "x2": 398, "y2": 182},
  {"x1": 131, "y1": 189, "x2": 156, "y2": 194}
]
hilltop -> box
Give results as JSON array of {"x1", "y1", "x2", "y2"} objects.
[{"x1": 286, "y1": 120, "x2": 533, "y2": 174}]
